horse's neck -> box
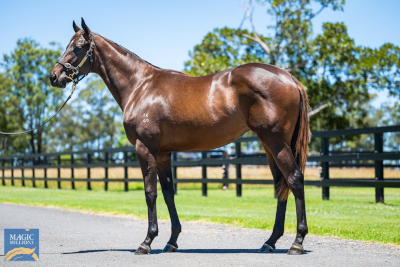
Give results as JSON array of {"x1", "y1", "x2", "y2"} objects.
[{"x1": 92, "y1": 35, "x2": 156, "y2": 111}]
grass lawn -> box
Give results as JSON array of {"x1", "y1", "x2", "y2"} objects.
[{"x1": 0, "y1": 185, "x2": 399, "y2": 245}]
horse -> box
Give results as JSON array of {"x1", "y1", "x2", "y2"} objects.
[{"x1": 50, "y1": 18, "x2": 310, "y2": 256}]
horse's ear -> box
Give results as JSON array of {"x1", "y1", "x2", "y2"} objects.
[
  {"x1": 81, "y1": 18, "x2": 92, "y2": 37},
  {"x1": 72, "y1": 20, "x2": 81, "y2": 33}
]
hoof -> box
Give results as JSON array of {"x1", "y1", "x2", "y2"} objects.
[
  {"x1": 287, "y1": 243, "x2": 304, "y2": 255},
  {"x1": 259, "y1": 243, "x2": 275, "y2": 253},
  {"x1": 135, "y1": 244, "x2": 151, "y2": 255},
  {"x1": 162, "y1": 243, "x2": 178, "y2": 253}
]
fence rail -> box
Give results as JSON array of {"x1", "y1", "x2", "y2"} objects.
[{"x1": 1, "y1": 125, "x2": 400, "y2": 203}]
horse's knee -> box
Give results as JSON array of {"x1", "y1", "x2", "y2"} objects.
[{"x1": 287, "y1": 169, "x2": 304, "y2": 191}]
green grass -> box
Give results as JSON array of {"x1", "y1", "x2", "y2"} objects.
[{"x1": 0, "y1": 185, "x2": 399, "y2": 245}]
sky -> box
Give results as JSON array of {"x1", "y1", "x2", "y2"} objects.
[{"x1": 1, "y1": 0, "x2": 400, "y2": 106}]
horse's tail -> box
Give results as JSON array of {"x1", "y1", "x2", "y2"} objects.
[
  {"x1": 291, "y1": 76, "x2": 310, "y2": 173},
  {"x1": 276, "y1": 76, "x2": 310, "y2": 201}
]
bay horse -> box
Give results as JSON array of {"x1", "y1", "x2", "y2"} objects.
[{"x1": 50, "y1": 19, "x2": 310, "y2": 255}]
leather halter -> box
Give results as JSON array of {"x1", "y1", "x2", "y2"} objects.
[{"x1": 57, "y1": 34, "x2": 95, "y2": 90}]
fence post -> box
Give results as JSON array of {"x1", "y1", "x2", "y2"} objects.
[
  {"x1": 2, "y1": 159, "x2": 4, "y2": 186},
  {"x1": 222, "y1": 151, "x2": 229, "y2": 189},
  {"x1": 374, "y1": 133, "x2": 384, "y2": 203},
  {"x1": 71, "y1": 153, "x2": 75, "y2": 189},
  {"x1": 236, "y1": 143, "x2": 242, "y2": 197},
  {"x1": 202, "y1": 151, "x2": 207, "y2": 197},
  {"x1": 32, "y1": 157, "x2": 36, "y2": 188},
  {"x1": 21, "y1": 158, "x2": 25, "y2": 187},
  {"x1": 321, "y1": 137, "x2": 330, "y2": 200},
  {"x1": 57, "y1": 155, "x2": 61, "y2": 189},
  {"x1": 172, "y1": 152, "x2": 178, "y2": 195},
  {"x1": 11, "y1": 158, "x2": 14, "y2": 186},
  {"x1": 44, "y1": 157, "x2": 48, "y2": 188},
  {"x1": 124, "y1": 151, "x2": 129, "y2": 192},
  {"x1": 87, "y1": 153, "x2": 91, "y2": 190},
  {"x1": 105, "y1": 152, "x2": 109, "y2": 191}
]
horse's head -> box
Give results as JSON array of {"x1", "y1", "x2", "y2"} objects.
[{"x1": 50, "y1": 18, "x2": 95, "y2": 89}]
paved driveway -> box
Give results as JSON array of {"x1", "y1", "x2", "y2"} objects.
[{"x1": 0, "y1": 203, "x2": 399, "y2": 266}]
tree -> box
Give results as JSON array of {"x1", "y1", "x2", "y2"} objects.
[
  {"x1": 184, "y1": 28, "x2": 268, "y2": 76},
  {"x1": 184, "y1": 0, "x2": 400, "y2": 133},
  {"x1": 0, "y1": 73, "x2": 24, "y2": 154},
  {"x1": 0, "y1": 39, "x2": 123, "y2": 155},
  {"x1": 238, "y1": 0, "x2": 345, "y2": 70},
  {"x1": 0, "y1": 38, "x2": 63, "y2": 154}
]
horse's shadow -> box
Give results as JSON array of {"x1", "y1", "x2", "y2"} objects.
[{"x1": 62, "y1": 248, "x2": 311, "y2": 255}]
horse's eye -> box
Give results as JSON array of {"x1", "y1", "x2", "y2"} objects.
[{"x1": 74, "y1": 47, "x2": 82, "y2": 54}]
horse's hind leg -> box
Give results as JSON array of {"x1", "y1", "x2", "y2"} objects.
[
  {"x1": 259, "y1": 150, "x2": 288, "y2": 253},
  {"x1": 258, "y1": 134, "x2": 308, "y2": 255},
  {"x1": 157, "y1": 152, "x2": 182, "y2": 252}
]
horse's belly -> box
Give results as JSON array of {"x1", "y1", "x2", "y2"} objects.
[{"x1": 159, "y1": 118, "x2": 249, "y2": 152}]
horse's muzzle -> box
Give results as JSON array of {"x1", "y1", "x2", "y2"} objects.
[{"x1": 50, "y1": 72, "x2": 67, "y2": 88}]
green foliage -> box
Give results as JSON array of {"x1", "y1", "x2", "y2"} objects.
[
  {"x1": 266, "y1": 0, "x2": 345, "y2": 11},
  {"x1": 0, "y1": 39, "x2": 62, "y2": 154},
  {"x1": 184, "y1": 28, "x2": 268, "y2": 76},
  {"x1": 0, "y1": 73, "x2": 22, "y2": 153},
  {"x1": 307, "y1": 22, "x2": 370, "y2": 131}
]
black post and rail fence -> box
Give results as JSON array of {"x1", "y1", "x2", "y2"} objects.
[{"x1": 1, "y1": 125, "x2": 399, "y2": 203}]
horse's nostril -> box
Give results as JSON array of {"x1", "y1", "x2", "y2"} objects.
[{"x1": 51, "y1": 73, "x2": 58, "y2": 83}]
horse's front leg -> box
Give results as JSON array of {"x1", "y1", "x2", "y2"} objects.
[{"x1": 135, "y1": 139, "x2": 159, "y2": 255}]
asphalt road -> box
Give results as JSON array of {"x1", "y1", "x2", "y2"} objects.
[{"x1": 0, "y1": 203, "x2": 399, "y2": 266}]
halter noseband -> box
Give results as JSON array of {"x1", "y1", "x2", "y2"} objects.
[{"x1": 57, "y1": 34, "x2": 95, "y2": 90}]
